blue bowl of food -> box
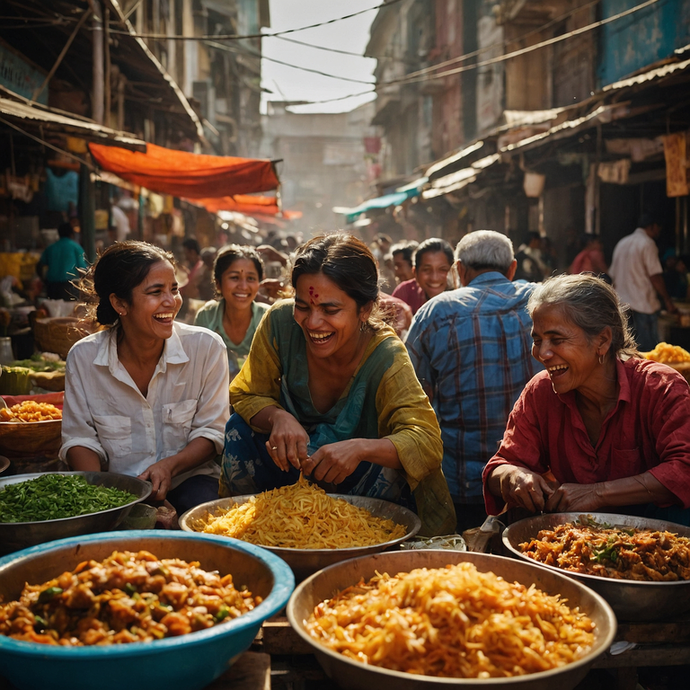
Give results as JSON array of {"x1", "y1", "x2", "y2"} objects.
[{"x1": 0, "y1": 530, "x2": 294, "y2": 690}]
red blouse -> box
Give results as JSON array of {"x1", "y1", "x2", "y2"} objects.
[{"x1": 482, "y1": 358, "x2": 690, "y2": 515}]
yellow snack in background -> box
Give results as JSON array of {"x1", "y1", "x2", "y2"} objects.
[{"x1": 644, "y1": 342, "x2": 690, "y2": 364}]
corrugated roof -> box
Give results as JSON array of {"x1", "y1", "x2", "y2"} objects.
[{"x1": 0, "y1": 96, "x2": 146, "y2": 148}]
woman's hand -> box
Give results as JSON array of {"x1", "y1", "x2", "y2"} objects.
[
  {"x1": 301, "y1": 440, "x2": 364, "y2": 485},
  {"x1": 138, "y1": 459, "x2": 174, "y2": 502},
  {"x1": 265, "y1": 410, "x2": 310, "y2": 472},
  {"x1": 492, "y1": 465, "x2": 555, "y2": 513},
  {"x1": 545, "y1": 482, "x2": 605, "y2": 512}
]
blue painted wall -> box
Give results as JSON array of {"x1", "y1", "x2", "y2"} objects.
[{"x1": 598, "y1": 0, "x2": 690, "y2": 86}]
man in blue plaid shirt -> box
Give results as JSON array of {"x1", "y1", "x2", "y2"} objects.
[{"x1": 406, "y1": 230, "x2": 542, "y2": 531}]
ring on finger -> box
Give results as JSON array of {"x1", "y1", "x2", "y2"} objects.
[{"x1": 271, "y1": 446, "x2": 278, "y2": 451}]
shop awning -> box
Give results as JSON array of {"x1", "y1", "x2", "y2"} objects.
[
  {"x1": 195, "y1": 195, "x2": 280, "y2": 216},
  {"x1": 337, "y1": 178, "x2": 427, "y2": 224},
  {"x1": 88, "y1": 142, "x2": 280, "y2": 199}
]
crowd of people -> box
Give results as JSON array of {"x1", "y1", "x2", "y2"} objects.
[{"x1": 46, "y1": 211, "x2": 690, "y2": 534}]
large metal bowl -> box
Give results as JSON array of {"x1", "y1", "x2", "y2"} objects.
[
  {"x1": 180, "y1": 494, "x2": 421, "y2": 581},
  {"x1": 0, "y1": 471, "x2": 152, "y2": 553},
  {"x1": 287, "y1": 550, "x2": 617, "y2": 690},
  {"x1": 502, "y1": 512, "x2": 690, "y2": 621},
  {"x1": 0, "y1": 530, "x2": 294, "y2": 690}
]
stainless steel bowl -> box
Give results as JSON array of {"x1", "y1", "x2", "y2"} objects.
[
  {"x1": 180, "y1": 494, "x2": 421, "y2": 581},
  {"x1": 0, "y1": 471, "x2": 152, "y2": 553},
  {"x1": 287, "y1": 550, "x2": 617, "y2": 690},
  {"x1": 502, "y1": 512, "x2": 690, "y2": 621}
]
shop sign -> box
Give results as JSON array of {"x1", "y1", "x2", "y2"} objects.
[
  {"x1": 663, "y1": 132, "x2": 689, "y2": 198},
  {"x1": 0, "y1": 43, "x2": 48, "y2": 105}
]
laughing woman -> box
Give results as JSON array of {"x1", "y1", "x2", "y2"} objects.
[
  {"x1": 221, "y1": 233, "x2": 456, "y2": 536},
  {"x1": 194, "y1": 245, "x2": 268, "y2": 379},
  {"x1": 60, "y1": 242, "x2": 229, "y2": 514},
  {"x1": 483, "y1": 274, "x2": 690, "y2": 524}
]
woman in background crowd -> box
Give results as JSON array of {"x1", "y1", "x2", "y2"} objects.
[
  {"x1": 194, "y1": 245, "x2": 269, "y2": 379},
  {"x1": 392, "y1": 238, "x2": 454, "y2": 314}
]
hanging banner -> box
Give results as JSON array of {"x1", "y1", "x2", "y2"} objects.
[{"x1": 663, "y1": 132, "x2": 689, "y2": 197}]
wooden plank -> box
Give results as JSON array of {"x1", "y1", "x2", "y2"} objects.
[
  {"x1": 205, "y1": 652, "x2": 271, "y2": 690},
  {"x1": 594, "y1": 644, "x2": 690, "y2": 668},
  {"x1": 261, "y1": 617, "x2": 313, "y2": 656}
]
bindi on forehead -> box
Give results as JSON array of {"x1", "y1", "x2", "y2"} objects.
[{"x1": 308, "y1": 285, "x2": 319, "y2": 304}]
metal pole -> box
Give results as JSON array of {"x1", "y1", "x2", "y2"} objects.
[
  {"x1": 104, "y1": 8, "x2": 111, "y2": 124},
  {"x1": 90, "y1": 0, "x2": 104, "y2": 125},
  {"x1": 79, "y1": 164, "x2": 97, "y2": 263}
]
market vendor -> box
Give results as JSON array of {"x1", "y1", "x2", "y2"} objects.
[
  {"x1": 483, "y1": 273, "x2": 690, "y2": 524},
  {"x1": 60, "y1": 241, "x2": 229, "y2": 514},
  {"x1": 221, "y1": 233, "x2": 456, "y2": 536}
]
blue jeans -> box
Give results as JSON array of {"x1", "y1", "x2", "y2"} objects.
[
  {"x1": 629, "y1": 310, "x2": 659, "y2": 352},
  {"x1": 166, "y1": 475, "x2": 219, "y2": 515}
]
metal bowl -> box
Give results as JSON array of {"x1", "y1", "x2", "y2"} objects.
[
  {"x1": 180, "y1": 494, "x2": 421, "y2": 581},
  {"x1": 287, "y1": 550, "x2": 616, "y2": 690},
  {"x1": 0, "y1": 471, "x2": 152, "y2": 553},
  {"x1": 502, "y1": 512, "x2": 690, "y2": 621},
  {"x1": 0, "y1": 530, "x2": 294, "y2": 690}
]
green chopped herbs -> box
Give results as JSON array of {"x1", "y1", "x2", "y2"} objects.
[{"x1": 0, "y1": 474, "x2": 137, "y2": 523}]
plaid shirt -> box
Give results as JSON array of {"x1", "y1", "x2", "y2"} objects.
[{"x1": 405, "y1": 272, "x2": 542, "y2": 503}]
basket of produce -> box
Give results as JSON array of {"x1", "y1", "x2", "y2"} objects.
[
  {"x1": 642, "y1": 341, "x2": 690, "y2": 381},
  {"x1": 0, "y1": 396, "x2": 63, "y2": 457},
  {"x1": 8, "y1": 354, "x2": 66, "y2": 392},
  {"x1": 0, "y1": 530, "x2": 294, "y2": 690},
  {"x1": 287, "y1": 550, "x2": 616, "y2": 690},
  {"x1": 0, "y1": 471, "x2": 152, "y2": 552},
  {"x1": 502, "y1": 512, "x2": 690, "y2": 621},
  {"x1": 180, "y1": 475, "x2": 421, "y2": 581},
  {"x1": 33, "y1": 316, "x2": 96, "y2": 361}
]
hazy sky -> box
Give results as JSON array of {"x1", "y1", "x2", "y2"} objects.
[{"x1": 260, "y1": 0, "x2": 378, "y2": 114}]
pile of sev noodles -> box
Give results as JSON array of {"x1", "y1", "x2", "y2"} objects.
[
  {"x1": 305, "y1": 562, "x2": 595, "y2": 678},
  {"x1": 197, "y1": 475, "x2": 407, "y2": 549}
]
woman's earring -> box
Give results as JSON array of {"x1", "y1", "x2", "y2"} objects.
[
  {"x1": 360, "y1": 321, "x2": 367, "y2": 333},
  {"x1": 598, "y1": 353, "x2": 605, "y2": 365}
]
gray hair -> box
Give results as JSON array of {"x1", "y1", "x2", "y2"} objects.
[
  {"x1": 455, "y1": 230, "x2": 514, "y2": 273},
  {"x1": 528, "y1": 274, "x2": 638, "y2": 360}
]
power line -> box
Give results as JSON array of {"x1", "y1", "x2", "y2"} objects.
[
  {"x1": 269, "y1": 34, "x2": 376, "y2": 59},
  {"x1": 206, "y1": 40, "x2": 375, "y2": 86},
  {"x1": 388, "y1": 0, "x2": 662, "y2": 87},
  {"x1": 108, "y1": 0, "x2": 404, "y2": 41},
  {"x1": 399, "y1": 0, "x2": 601, "y2": 81},
  {"x1": 268, "y1": 89, "x2": 376, "y2": 107}
]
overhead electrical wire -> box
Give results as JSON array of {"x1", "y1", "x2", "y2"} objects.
[
  {"x1": 108, "y1": 0, "x2": 405, "y2": 41},
  {"x1": 388, "y1": 0, "x2": 662, "y2": 86},
  {"x1": 205, "y1": 40, "x2": 375, "y2": 85}
]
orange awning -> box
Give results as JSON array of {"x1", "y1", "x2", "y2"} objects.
[
  {"x1": 196, "y1": 195, "x2": 280, "y2": 215},
  {"x1": 88, "y1": 142, "x2": 279, "y2": 199}
]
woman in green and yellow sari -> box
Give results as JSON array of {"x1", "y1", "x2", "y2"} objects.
[{"x1": 220, "y1": 233, "x2": 455, "y2": 536}]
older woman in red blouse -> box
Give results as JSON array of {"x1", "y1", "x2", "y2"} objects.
[{"x1": 483, "y1": 274, "x2": 690, "y2": 524}]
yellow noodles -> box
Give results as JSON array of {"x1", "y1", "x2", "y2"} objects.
[
  {"x1": 199, "y1": 475, "x2": 407, "y2": 549},
  {"x1": 644, "y1": 342, "x2": 690, "y2": 363},
  {"x1": 306, "y1": 562, "x2": 595, "y2": 678}
]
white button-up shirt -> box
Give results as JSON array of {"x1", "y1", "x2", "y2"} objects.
[
  {"x1": 60, "y1": 322, "x2": 229, "y2": 488},
  {"x1": 609, "y1": 227, "x2": 663, "y2": 314}
]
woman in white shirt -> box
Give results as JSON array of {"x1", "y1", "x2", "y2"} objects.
[{"x1": 60, "y1": 241, "x2": 229, "y2": 514}]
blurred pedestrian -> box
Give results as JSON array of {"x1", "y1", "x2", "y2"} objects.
[{"x1": 37, "y1": 222, "x2": 87, "y2": 300}]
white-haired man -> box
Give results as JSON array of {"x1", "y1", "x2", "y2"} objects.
[{"x1": 406, "y1": 230, "x2": 542, "y2": 531}]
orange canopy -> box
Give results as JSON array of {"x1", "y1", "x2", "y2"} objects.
[
  {"x1": 88, "y1": 142, "x2": 279, "y2": 199},
  {"x1": 196, "y1": 195, "x2": 280, "y2": 215}
]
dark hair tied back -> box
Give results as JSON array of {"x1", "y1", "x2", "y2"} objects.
[
  {"x1": 291, "y1": 233, "x2": 379, "y2": 312},
  {"x1": 79, "y1": 241, "x2": 176, "y2": 326}
]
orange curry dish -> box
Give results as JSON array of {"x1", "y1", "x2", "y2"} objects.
[
  {"x1": 519, "y1": 520, "x2": 690, "y2": 581},
  {"x1": 0, "y1": 550, "x2": 262, "y2": 645}
]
